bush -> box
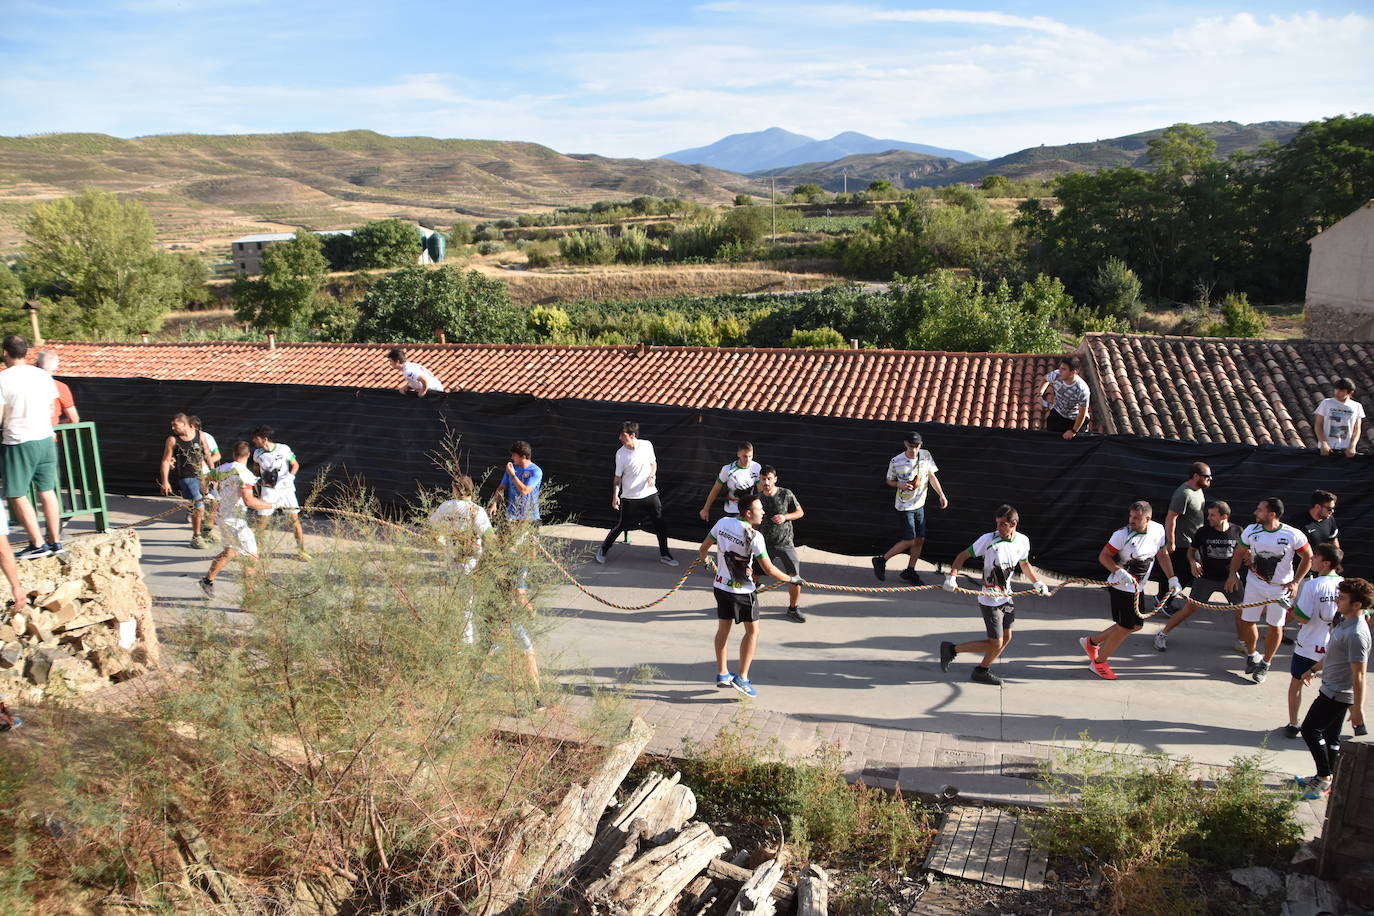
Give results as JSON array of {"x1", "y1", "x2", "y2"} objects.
[
  {"x1": 528, "y1": 305, "x2": 573, "y2": 343},
  {"x1": 475, "y1": 240, "x2": 507, "y2": 255},
  {"x1": 1207, "y1": 292, "x2": 1267, "y2": 337},
  {"x1": 734, "y1": 194, "x2": 755, "y2": 206},
  {"x1": 1091, "y1": 257, "x2": 1145, "y2": 324},
  {"x1": 615, "y1": 226, "x2": 652, "y2": 265},
  {"x1": 786, "y1": 327, "x2": 846, "y2": 348},
  {"x1": 350, "y1": 219, "x2": 421, "y2": 270},
  {"x1": 523, "y1": 243, "x2": 557, "y2": 268},
  {"x1": 474, "y1": 225, "x2": 505, "y2": 242},
  {"x1": 353, "y1": 265, "x2": 525, "y2": 343},
  {"x1": 448, "y1": 221, "x2": 473, "y2": 246},
  {"x1": 559, "y1": 229, "x2": 616, "y2": 265}
]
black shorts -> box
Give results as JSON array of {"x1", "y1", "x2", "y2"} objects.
[
  {"x1": 1108, "y1": 587, "x2": 1145, "y2": 629},
  {"x1": 754, "y1": 547, "x2": 799, "y2": 578},
  {"x1": 715, "y1": 588, "x2": 759, "y2": 624},
  {"x1": 980, "y1": 602, "x2": 1015, "y2": 640}
]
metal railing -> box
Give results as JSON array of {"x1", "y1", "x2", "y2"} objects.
[{"x1": 36, "y1": 422, "x2": 109, "y2": 533}]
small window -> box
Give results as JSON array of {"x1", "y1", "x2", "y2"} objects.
[
  {"x1": 239, "y1": 262, "x2": 246, "y2": 270},
  {"x1": 256, "y1": 242, "x2": 263, "y2": 251}
]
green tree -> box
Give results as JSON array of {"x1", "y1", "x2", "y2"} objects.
[
  {"x1": 448, "y1": 221, "x2": 473, "y2": 246},
  {"x1": 528, "y1": 305, "x2": 573, "y2": 343},
  {"x1": 0, "y1": 263, "x2": 27, "y2": 336},
  {"x1": 888, "y1": 271, "x2": 1063, "y2": 353},
  {"x1": 232, "y1": 230, "x2": 329, "y2": 329},
  {"x1": 560, "y1": 229, "x2": 616, "y2": 265},
  {"x1": 980, "y1": 174, "x2": 1012, "y2": 194},
  {"x1": 867, "y1": 179, "x2": 896, "y2": 195},
  {"x1": 1090, "y1": 257, "x2": 1144, "y2": 324},
  {"x1": 786, "y1": 327, "x2": 846, "y2": 348},
  {"x1": 1147, "y1": 123, "x2": 1218, "y2": 180},
  {"x1": 21, "y1": 188, "x2": 184, "y2": 336},
  {"x1": 792, "y1": 183, "x2": 826, "y2": 203},
  {"x1": 353, "y1": 265, "x2": 525, "y2": 343},
  {"x1": 169, "y1": 252, "x2": 211, "y2": 309},
  {"x1": 321, "y1": 232, "x2": 356, "y2": 271},
  {"x1": 733, "y1": 194, "x2": 755, "y2": 207},
  {"x1": 350, "y1": 219, "x2": 421, "y2": 269},
  {"x1": 1206, "y1": 292, "x2": 1267, "y2": 337}
]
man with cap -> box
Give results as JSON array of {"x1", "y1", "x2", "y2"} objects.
[{"x1": 872, "y1": 431, "x2": 948, "y2": 585}]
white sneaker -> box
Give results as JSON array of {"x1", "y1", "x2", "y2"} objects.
[
  {"x1": 659, "y1": 555, "x2": 680, "y2": 567},
  {"x1": 594, "y1": 548, "x2": 606, "y2": 565},
  {"x1": 1153, "y1": 632, "x2": 1168, "y2": 651},
  {"x1": 1233, "y1": 640, "x2": 1248, "y2": 655}
]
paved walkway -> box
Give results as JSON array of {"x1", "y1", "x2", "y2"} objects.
[{"x1": 61, "y1": 496, "x2": 1345, "y2": 835}]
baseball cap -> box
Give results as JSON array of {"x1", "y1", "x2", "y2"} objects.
[{"x1": 903, "y1": 431, "x2": 922, "y2": 445}]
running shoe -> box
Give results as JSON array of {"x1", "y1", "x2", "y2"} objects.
[
  {"x1": 1155, "y1": 601, "x2": 1176, "y2": 618},
  {"x1": 716, "y1": 673, "x2": 733, "y2": 689},
  {"x1": 297, "y1": 550, "x2": 313, "y2": 561},
  {"x1": 44, "y1": 541, "x2": 65, "y2": 557},
  {"x1": 1090, "y1": 660, "x2": 1117, "y2": 680},
  {"x1": 1244, "y1": 654, "x2": 1259, "y2": 676},
  {"x1": 1153, "y1": 632, "x2": 1168, "y2": 651},
  {"x1": 14, "y1": 544, "x2": 48, "y2": 561},
  {"x1": 198, "y1": 577, "x2": 215, "y2": 598},
  {"x1": 1079, "y1": 636, "x2": 1099, "y2": 663},
  {"x1": 939, "y1": 641, "x2": 956, "y2": 673},
  {"x1": 871, "y1": 556, "x2": 886, "y2": 581},
  {"x1": 190, "y1": 535, "x2": 206, "y2": 549},
  {"x1": 1283, "y1": 724, "x2": 1302, "y2": 739},
  {"x1": 730, "y1": 675, "x2": 757, "y2": 697},
  {"x1": 785, "y1": 606, "x2": 806, "y2": 623},
  {"x1": 659, "y1": 555, "x2": 680, "y2": 567},
  {"x1": 970, "y1": 667, "x2": 1002, "y2": 686},
  {"x1": 594, "y1": 548, "x2": 607, "y2": 565},
  {"x1": 202, "y1": 527, "x2": 219, "y2": 542},
  {"x1": 1233, "y1": 640, "x2": 1249, "y2": 655},
  {"x1": 1295, "y1": 775, "x2": 1330, "y2": 799},
  {"x1": 900, "y1": 568, "x2": 925, "y2": 586},
  {"x1": 1252, "y1": 661, "x2": 1270, "y2": 684}
]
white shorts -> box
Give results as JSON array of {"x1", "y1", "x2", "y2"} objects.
[
  {"x1": 256, "y1": 487, "x2": 300, "y2": 516},
  {"x1": 1240, "y1": 578, "x2": 1289, "y2": 627},
  {"x1": 220, "y1": 516, "x2": 258, "y2": 557}
]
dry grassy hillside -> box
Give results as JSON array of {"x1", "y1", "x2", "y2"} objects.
[{"x1": 0, "y1": 130, "x2": 763, "y2": 255}]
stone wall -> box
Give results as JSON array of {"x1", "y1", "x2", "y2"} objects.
[
  {"x1": 0, "y1": 528, "x2": 159, "y2": 702},
  {"x1": 1305, "y1": 302, "x2": 1374, "y2": 341}
]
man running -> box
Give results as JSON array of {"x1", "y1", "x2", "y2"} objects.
[
  {"x1": 1154, "y1": 500, "x2": 1244, "y2": 652},
  {"x1": 939, "y1": 505, "x2": 1049, "y2": 686},
  {"x1": 159, "y1": 413, "x2": 215, "y2": 549},
  {"x1": 1226, "y1": 497, "x2": 1312, "y2": 685},
  {"x1": 1037, "y1": 356, "x2": 1090, "y2": 440},
  {"x1": 872, "y1": 431, "x2": 948, "y2": 585},
  {"x1": 756, "y1": 466, "x2": 806, "y2": 622},
  {"x1": 251, "y1": 425, "x2": 309, "y2": 560},
  {"x1": 492, "y1": 441, "x2": 543, "y2": 524},
  {"x1": 697, "y1": 493, "x2": 799, "y2": 698},
  {"x1": 428, "y1": 475, "x2": 494, "y2": 644},
  {"x1": 1293, "y1": 577, "x2": 1371, "y2": 800},
  {"x1": 1284, "y1": 544, "x2": 1343, "y2": 739},
  {"x1": 199, "y1": 441, "x2": 273, "y2": 599},
  {"x1": 596, "y1": 421, "x2": 676, "y2": 567},
  {"x1": 1156, "y1": 461, "x2": 1211, "y2": 614},
  {"x1": 699, "y1": 441, "x2": 760, "y2": 522},
  {"x1": 1080, "y1": 501, "x2": 1179, "y2": 680}
]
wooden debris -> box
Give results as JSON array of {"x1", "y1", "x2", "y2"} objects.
[
  {"x1": 581, "y1": 770, "x2": 698, "y2": 880},
  {"x1": 724, "y1": 859, "x2": 784, "y2": 916},
  {"x1": 795, "y1": 864, "x2": 829, "y2": 916},
  {"x1": 586, "y1": 822, "x2": 731, "y2": 916},
  {"x1": 705, "y1": 858, "x2": 796, "y2": 904}
]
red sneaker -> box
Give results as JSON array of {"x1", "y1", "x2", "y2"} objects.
[
  {"x1": 1090, "y1": 661, "x2": 1117, "y2": 680},
  {"x1": 1079, "y1": 636, "x2": 1099, "y2": 663}
]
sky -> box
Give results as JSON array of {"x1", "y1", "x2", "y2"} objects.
[{"x1": 2, "y1": 1, "x2": 1370, "y2": 160}]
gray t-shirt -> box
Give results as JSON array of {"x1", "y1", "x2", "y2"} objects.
[
  {"x1": 1321, "y1": 614, "x2": 1371, "y2": 705},
  {"x1": 1168, "y1": 483, "x2": 1205, "y2": 543}
]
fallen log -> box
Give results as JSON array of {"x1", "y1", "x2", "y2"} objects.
[
  {"x1": 724, "y1": 859, "x2": 784, "y2": 916},
  {"x1": 581, "y1": 770, "x2": 698, "y2": 880},
  {"x1": 586, "y1": 821, "x2": 731, "y2": 916},
  {"x1": 476, "y1": 717, "x2": 654, "y2": 916},
  {"x1": 704, "y1": 858, "x2": 796, "y2": 904},
  {"x1": 795, "y1": 864, "x2": 829, "y2": 916}
]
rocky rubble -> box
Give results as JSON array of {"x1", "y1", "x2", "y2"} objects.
[{"x1": 0, "y1": 528, "x2": 159, "y2": 702}]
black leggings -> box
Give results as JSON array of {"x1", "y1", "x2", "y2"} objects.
[
  {"x1": 1300, "y1": 692, "x2": 1350, "y2": 778},
  {"x1": 600, "y1": 494, "x2": 670, "y2": 557}
]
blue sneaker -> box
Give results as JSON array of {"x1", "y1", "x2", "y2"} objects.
[
  {"x1": 716, "y1": 673, "x2": 733, "y2": 689},
  {"x1": 730, "y1": 674, "x2": 757, "y2": 697},
  {"x1": 1294, "y1": 775, "x2": 1330, "y2": 799}
]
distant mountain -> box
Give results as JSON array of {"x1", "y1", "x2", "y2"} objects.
[
  {"x1": 755, "y1": 121, "x2": 1306, "y2": 191},
  {"x1": 660, "y1": 127, "x2": 983, "y2": 173}
]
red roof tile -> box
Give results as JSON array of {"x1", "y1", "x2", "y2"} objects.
[
  {"x1": 48, "y1": 341, "x2": 1070, "y2": 429},
  {"x1": 1083, "y1": 333, "x2": 1374, "y2": 448}
]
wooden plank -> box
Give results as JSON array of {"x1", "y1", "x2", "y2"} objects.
[
  {"x1": 948, "y1": 807, "x2": 989, "y2": 880},
  {"x1": 978, "y1": 806, "x2": 1019, "y2": 886},
  {"x1": 1001, "y1": 817, "x2": 1032, "y2": 890},
  {"x1": 1022, "y1": 836, "x2": 1048, "y2": 891},
  {"x1": 923, "y1": 807, "x2": 967, "y2": 874},
  {"x1": 960, "y1": 808, "x2": 1000, "y2": 883},
  {"x1": 703, "y1": 858, "x2": 795, "y2": 903}
]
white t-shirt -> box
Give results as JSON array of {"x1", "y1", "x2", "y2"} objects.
[
  {"x1": 615, "y1": 439, "x2": 658, "y2": 500},
  {"x1": 402, "y1": 361, "x2": 444, "y2": 393},
  {"x1": 0, "y1": 364, "x2": 58, "y2": 445},
  {"x1": 1240, "y1": 522, "x2": 1309, "y2": 587},
  {"x1": 215, "y1": 461, "x2": 257, "y2": 520},
  {"x1": 968, "y1": 531, "x2": 1030, "y2": 608},
  {"x1": 199, "y1": 431, "x2": 220, "y2": 473},
  {"x1": 1315, "y1": 397, "x2": 1365, "y2": 450},
  {"x1": 709, "y1": 516, "x2": 768, "y2": 594},
  {"x1": 887, "y1": 449, "x2": 938, "y2": 511},
  {"x1": 428, "y1": 498, "x2": 492, "y2": 575},
  {"x1": 1294, "y1": 573, "x2": 1342, "y2": 661},
  {"x1": 1106, "y1": 521, "x2": 1167, "y2": 593},
  {"x1": 1046, "y1": 370, "x2": 1091, "y2": 420},
  {"x1": 253, "y1": 443, "x2": 297, "y2": 497},
  {"x1": 717, "y1": 460, "x2": 761, "y2": 515}
]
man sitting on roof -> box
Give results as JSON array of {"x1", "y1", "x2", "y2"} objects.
[{"x1": 386, "y1": 347, "x2": 445, "y2": 398}]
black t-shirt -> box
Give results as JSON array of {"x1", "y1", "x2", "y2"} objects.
[
  {"x1": 1190, "y1": 522, "x2": 1242, "y2": 581},
  {"x1": 1289, "y1": 512, "x2": 1338, "y2": 549}
]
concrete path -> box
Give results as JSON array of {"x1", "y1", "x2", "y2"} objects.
[{"x1": 59, "y1": 496, "x2": 1349, "y2": 834}]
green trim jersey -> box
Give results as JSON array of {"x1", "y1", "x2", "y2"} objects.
[
  {"x1": 1239, "y1": 522, "x2": 1309, "y2": 586},
  {"x1": 1105, "y1": 520, "x2": 1167, "y2": 593},
  {"x1": 968, "y1": 531, "x2": 1030, "y2": 608},
  {"x1": 887, "y1": 449, "x2": 938, "y2": 511},
  {"x1": 215, "y1": 461, "x2": 257, "y2": 520},
  {"x1": 252, "y1": 442, "x2": 297, "y2": 495},
  {"x1": 708, "y1": 516, "x2": 768, "y2": 594},
  {"x1": 717, "y1": 460, "x2": 761, "y2": 514},
  {"x1": 1293, "y1": 573, "x2": 1342, "y2": 661}
]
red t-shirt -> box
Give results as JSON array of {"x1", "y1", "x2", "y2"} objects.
[{"x1": 51, "y1": 379, "x2": 75, "y2": 426}]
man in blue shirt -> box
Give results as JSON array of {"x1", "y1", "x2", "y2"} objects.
[{"x1": 493, "y1": 440, "x2": 542, "y2": 522}]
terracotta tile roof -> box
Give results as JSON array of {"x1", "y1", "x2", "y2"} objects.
[
  {"x1": 47, "y1": 341, "x2": 1069, "y2": 428},
  {"x1": 1083, "y1": 333, "x2": 1374, "y2": 447}
]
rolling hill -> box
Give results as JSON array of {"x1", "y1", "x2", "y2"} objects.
[
  {"x1": 0, "y1": 130, "x2": 760, "y2": 254},
  {"x1": 661, "y1": 127, "x2": 983, "y2": 173}
]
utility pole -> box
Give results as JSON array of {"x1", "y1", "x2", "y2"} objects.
[
  {"x1": 843, "y1": 170, "x2": 847, "y2": 195},
  {"x1": 770, "y1": 176, "x2": 776, "y2": 246}
]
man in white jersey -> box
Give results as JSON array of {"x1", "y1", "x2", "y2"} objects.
[
  {"x1": 697, "y1": 493, "x2": 799, "y2": 698},
  {"x1": 698, "y1": 441, "x2": 760, "y2": 522},
  {"x1": 1080, "y1": 501, "x2": 1179, "y2": 680},
  {"x1": 939, "y1": 505, "x2": 1049, "y2": 685},
  {"x1": 199, "y1": 441, "x2": 273, "y2": 599},
  {"x1": 1226, "y1": 496, "x2": 1312, "y2": 685},
  {"x1": 1283, "y1": 544, "x2": 1343, "y2": 738},
  {"x1": 428, "y1": 475, "x2": 493, "y2": 643},
  {"x1": 596, "y1": 421, "x2": 677, "y2": 567},
  {"x1": 386, "y1": 347, "x2": 445, "y2": 398},
  {"x1": 251, "y1": 424, "x2": 309, "y2": 560},
  {"x1": 872, "y1": 431, "x2": 948, "y2": 585}
]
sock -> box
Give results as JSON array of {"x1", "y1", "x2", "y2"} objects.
[
  {"x1": 975, "y1": 665, "x2": 989, "y2": 672},
  {"x1": 1250, "y1": 651, "x2": 1262, "y2": 662}
]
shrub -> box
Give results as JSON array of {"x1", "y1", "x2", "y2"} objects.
[
  {"x1": 448, "y1": 221, "x2": 473, "y2": 246},
  {"x1": 867, "y1": 179, "x2": 895, "y2": 195},
  {"x1": 667, "y1": 220, "x2": 721, "y2": 260},
  {"x1": 475, "y1": 240, "x2": 506, "y2": 255},
  {"x1": 523, "y1": 243, "x2": 557, "y2": 268},
  {"x1": 560, "y1": 229, "x2": 616, "y2": 265},
  {"x1": 494, "y1": 218, "x2": 518, "y2": 229},
  {"x1": 786, "y1": 327, "x2": 846, "y2": 349},
  {"x1": 615, "y1": 226, "x2": 652, "y2": 265},
  {"x1": 1207, "y1": 292, "x2": 1267, "y2": 338},
  {"x1": 1091, "y1": 257, "x2": 1145, "y2": 324},
  {"x1": 474, "y1": 225, "x2": 505, "y2": 242},
  {"x1": 528, "y1": 305, "x2": 573, "y2": 343},
  {"x1": 734, "y1": 194, "x2": 755, "y2": 206}
]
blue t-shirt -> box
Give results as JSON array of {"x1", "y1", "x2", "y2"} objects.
[{"x1": 502, "y1": 461, "x2": 543, "y2": 520}]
